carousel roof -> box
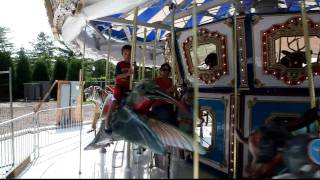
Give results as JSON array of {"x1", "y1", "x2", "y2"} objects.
[
  {"x1": 90, "y1": 0, "x2": 320, "y2": 42},
  {"x1": 45, "y1": 0, "x2": 320, "y2": 63}
]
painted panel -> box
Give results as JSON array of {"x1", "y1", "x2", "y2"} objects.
[
  {"x1": 198, "y1": 93, "x2": 231, "y2": 173},
  {"x1": 252, "y1": 13, "x2": 320, "y2": 88}
]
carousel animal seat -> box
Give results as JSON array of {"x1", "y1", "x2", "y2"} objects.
[{"x1": 236, "y1": 107, "x2": 320, "y2": 178}]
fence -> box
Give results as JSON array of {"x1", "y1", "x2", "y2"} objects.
[{"x1": 0, "y1": 104, "x2": 95, "y2": 178}]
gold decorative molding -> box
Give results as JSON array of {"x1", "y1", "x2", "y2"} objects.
[
  {"x1": 182, "y1": 28, "x2": 228, "y2": 84},
  {"x1": 261, "y1": 16, "x2": 320, "y2": 85}
]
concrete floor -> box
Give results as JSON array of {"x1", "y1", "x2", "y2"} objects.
[{"x1": 17, "y1": 124, "x2": 218, "y2": 179}]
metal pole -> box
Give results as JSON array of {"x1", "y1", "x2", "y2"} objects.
[
  {"x1": 170, "y1": 3, "x2": 177, "y2": 90},
  {"x1": 9, "y1": 67, "x2": 15, "y2": 167},
  {"x1": 300, "y1": 0, "x2": 316, "y2": 108},
  {"x1": 100, "y1": 147, "x2": 107, "y2": 178},
  {"x1": 79, "y1": 24, "x2": 87, "y2": 175},
  {"x1": 142, "y1": 28, "x2": 147, "y2": 80},
  {"x1": 152, "y1": 29, "x2": 158, "y2": 79},
  {"x1": 232, "y1": 5, "x2": 238, "y2": 178},
  {"x1": 125, "y1": 7, "x2": 138, "y2": 179},
  {"x1": 106, "y1": 26, "x2": 112, "y2": 86},
  {"x1": 129, "y1": 7, "x2": 138, "y2": 90},
  {"x1": 192, "y1": 1, "x2": 199, "y2": 178}
]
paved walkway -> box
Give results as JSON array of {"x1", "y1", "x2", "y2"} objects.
[{"x1": 18, "y1": 124, "x2": 218, "y2": 179}]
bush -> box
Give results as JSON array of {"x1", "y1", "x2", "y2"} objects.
[
  {"x1": 15, "y1": 49, "x2": 32, "y2": 98},
  {"x1": 32, "y1": 60, "x2": 49, "y2": 81}
]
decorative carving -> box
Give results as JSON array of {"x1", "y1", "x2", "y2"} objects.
[
  {"x1": 225, "y1": 16, "x2": 248, "y2": 87},
  {"x1": 237, "y1": 17, "x2": 249, "y2": 88},
  {"x1": 261, "y1": 16, "x2": 320, "y2": 85},
  {"x1": 254, "y1": 78, "x2": 265, "y2": 88},
  {"x1": 252, "y1": 15, "x2": 263, "y2": 25},
  {"x1": 182, "y1": 28, "x2": 228, "y2": 84}
]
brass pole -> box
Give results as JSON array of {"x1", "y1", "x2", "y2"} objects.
[
  {"x1": 152, "y1": 29, "x2": 158, "y2": 79},
  {"x1": 129, "y1": 7, "x2": 139, "y2": 90},
  {"x1": 232, "y1": 5, "x2": 238, "y2": 179},
  {"x1": 170, "y1": 3, "x2": 177, "y2": 90},
  {"x1": 300, "y1": 0, "x2": 316, "y2": 108},
  {"x1": 142, "y1": 28, "x2": 147, "y2": 80},
  {"x1": 192, "y1": 0, "x2": 199, "y2": 178},
  {"x1": 125, "y1": 7, "x2": 138, "y2": 178}
]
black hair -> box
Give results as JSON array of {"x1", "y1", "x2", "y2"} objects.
[
  {"x1": 204, "y1": 53, "x2": 218, "y2": 67},
  {"x1": 160, "y1": 63, "x2": 171, "y2": 72},
  {"x1": 121, "y1": 45, "x2": 132, "y2": 54}
]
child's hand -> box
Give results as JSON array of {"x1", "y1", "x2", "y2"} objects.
[{"x1": 127, "y1": 68, "x2": 134, "y2": 76}]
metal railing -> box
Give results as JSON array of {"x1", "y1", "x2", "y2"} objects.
[{"x1": 0, "y1": 104, "x2": 95, "y2": 178}]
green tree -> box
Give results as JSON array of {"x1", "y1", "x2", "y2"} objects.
[
  {"x1": 0, "y1": 26, "x2": 13, "y2": 52},
  {"x1": 92, "y1": 59, "x2": 106, "y2": 78},
  {"x1": 32, "y1": 60, "x2": 49, "y2": 81},
  {"x1": 51, "y1": 57, "x2": 67, "y2": 99},
  {"x1": 66, "y1": 58, "x2": 82, "y2": 81},
  {"x1": 54, "y1": 40, "x2": 75, "y2": 59},
  {"x1": 15, "y1": 48, "x2": 32, "y2": 98},
  {"x1": 0, "y1": 51, "x2": 14, "y2": 100},
  {"x1": 30, "y1": 32, "x2": 54, "y2": 58}
]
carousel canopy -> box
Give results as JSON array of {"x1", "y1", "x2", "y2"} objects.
[{"x1": 45, "y1": 0, "x2": 320, "y2": 64}]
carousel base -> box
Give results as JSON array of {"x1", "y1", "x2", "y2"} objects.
[{"x1": 17, "y1": 124, "x2": 218, "y2": 179}]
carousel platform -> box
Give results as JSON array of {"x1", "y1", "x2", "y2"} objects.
[{"x1": 17, "y1": 124, "x2": 218, "y2": 179}]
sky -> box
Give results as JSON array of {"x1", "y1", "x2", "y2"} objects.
[{"x1": 0, "y1": 0, "x2": 53, "y2": 50}]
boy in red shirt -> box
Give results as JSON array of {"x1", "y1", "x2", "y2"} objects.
[{"x1": 104, "y1": 45, "x2": 133, "y2": 132}]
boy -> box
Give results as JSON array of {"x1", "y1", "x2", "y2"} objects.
[{"x1": 104, "y1": 45, "x2": 133, "y2": 132}]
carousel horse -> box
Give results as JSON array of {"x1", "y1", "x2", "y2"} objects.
[
  {"x1": 84, "y1": 85, "x2": 113, "y2": 131},
  {"x1": 84, "y1": 85, "x2": 124, "y2": 150},
  {"x1": 84, "y1": 79, "x2": 206, "y2": 155},
  {"x1": 236, "y1": 107, "x2": 320, "y2": 178}
]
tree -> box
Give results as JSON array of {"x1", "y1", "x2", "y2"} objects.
[
  {"x1": 66, "y1": 58, "x2": 82, "y2": 81},
  {"x1": 0, "y1": 51, "x2": 14, "y2": 100},
  {"x1": 51, "y1": 57, "x2": 67, "y2": 99},
  {"x1": 0, "y1": 26, "x2": 13, "y2": 52},
  {"x1": 92, "y1": 59, "x2": 106, "y2": 78},
  {"x1": 15, "y1": 48, "x2": 32, "y2": 98},
  {"x1": 54, "y1": 40, "x2": 76, "y2": 59},
  {"x1": 30, "y1": 32, "x2": 54, "y2": 58},
  {"x1": 32, "y1": 60, "x2": 49, "y2": 81}
]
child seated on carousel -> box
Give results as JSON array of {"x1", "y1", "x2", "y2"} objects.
[
  {"x1": 104, "y1": 44, "x2": 133, "y2": 133},
  {"x1": 150, "y1": 63, "x2": 178, "y2": 125}
]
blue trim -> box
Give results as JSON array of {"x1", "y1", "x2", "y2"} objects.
[
  {"x1": 216, "y1": 4, "x2": 231, "y2": 18},
  {"x1": 137, "y1": 0, "x2": 167, "y2": 23},
  {"x1": 184, "y1": 12, "x2": 204, "y2": 28}
]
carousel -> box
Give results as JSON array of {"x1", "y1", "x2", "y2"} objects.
[{"x1": 43, "y1": 0, "x2": 320, "y2": 178}]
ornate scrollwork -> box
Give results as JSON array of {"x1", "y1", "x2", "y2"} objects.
[
  {"x1": 182, "y1": 28, "x2": 228, "y2": 84},
  {"x1": 261, "y1": 16, "x2": 320, "y2": 85}
]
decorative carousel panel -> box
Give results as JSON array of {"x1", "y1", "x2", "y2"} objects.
[
  {"x1": 242, "y1": 95, "x2": 313, "y2": 176},
  {"x1": 177, "y1": 22, "x2": 234, "y2": 87},
  {"x1": 252, "y1": 14, "x2": 320, "y2": 88},
  {"x1": 198, "y1": 93, "x2": 231, "y2": 173}
]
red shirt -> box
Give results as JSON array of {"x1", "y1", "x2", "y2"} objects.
[
  {"x1": 115, "y1": 60, "x2": 131, "y2": 89},
  {"x1": 153, "y1": 76, "x2": 173, "y2": 107}
]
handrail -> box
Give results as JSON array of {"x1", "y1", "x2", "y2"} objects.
[{"x1": 0, "y1": 112, "x2": 34, "y2": 126}]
